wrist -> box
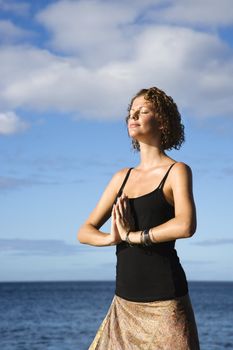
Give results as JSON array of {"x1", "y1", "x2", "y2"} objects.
[
  {"x1": 107, "y1": 233, "x2": 121, "y2": 246},
  {"x1": 125, "y1": 230, "x2": 133, "y2": 246},
  {"x1": 141, "y1": 228, "x2": 154, "y2": 246},
  {"x1": 149, "y1": 228, "x2": 157, "y2": 243},
  {"x1": 125, "y1": 231, "x2": 141, "y2": 244}
]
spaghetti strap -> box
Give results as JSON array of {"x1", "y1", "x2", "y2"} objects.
[
  {"x1": 115, "y1": 168, "x2": 134, "y2": 200},
  {"x1": 158, "y1": 163, "x2": 176, "y2": 190}
]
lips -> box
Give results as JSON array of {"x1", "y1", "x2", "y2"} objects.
[{"x1": 129, "y1": 123, "x2": 140, "y2": 128}]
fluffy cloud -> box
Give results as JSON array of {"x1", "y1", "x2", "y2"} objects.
[
  {"x1": 0, "y1": 0, "x2": 233, "y2": 120},
  {"x1": 0, "y1": 111, "x2": 29, "y2": 135},
  {"x1": 0, "y1": 20, "x2": 32, "y2": 44},
  {"x1": 146, "y1": 0, "x2": 233, "y2": 27},
  {"x1": 36, "y1": 0, "x2": 138, "y2": 64},
  {"x1": 0, "y1": 45, "x2": 133, "y2": 118}
]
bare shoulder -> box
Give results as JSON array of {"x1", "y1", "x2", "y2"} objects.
[
  {"x1": 172, "y1": 161, "x2": 192, "y2": 175},
  {"x1": 112, "y1": 167, "x2": 132, "y2": 182},
  {"x1": 170, "y1": 161, "x2": 193, "y2": 188},
  {"x1": 108, "y1": 167, "x2": 132, "y2": 194}
]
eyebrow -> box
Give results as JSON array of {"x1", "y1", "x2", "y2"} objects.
[{"x1": 130, "y1": 104, "x2": 151, "y2": 111}]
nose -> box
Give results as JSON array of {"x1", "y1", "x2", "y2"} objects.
[{"x1": 129, "y1": 110, "x2": 140, "y2": 120}]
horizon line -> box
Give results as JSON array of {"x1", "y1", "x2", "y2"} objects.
[{"x1": 0, "y1": 279, "x2": 233, "y2": 283}]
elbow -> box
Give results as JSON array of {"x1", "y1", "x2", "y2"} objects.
[
  {"x1": 77, "y1": 225, "x2": 85, "y2": 244},
  {"x1": 77, "y1": 222, "x2": 94, "y2": 244},
  {"x1": 178, "y1": 212, "x2": 197, "y2": 238},
  {"x1": 77, "y1": 230, "x2": 82, "y2": 243},
  {"x1": 183, "y1": 220, "x2": 197, "y2": 238}
]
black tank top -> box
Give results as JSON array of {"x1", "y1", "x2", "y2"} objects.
[{"x1": 114, "y1": 163, "x2": 189, "y2": 302}]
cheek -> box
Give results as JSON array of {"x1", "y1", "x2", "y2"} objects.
[{"x1": 144, "y1": 115, "x2": 160, "y2": 130}]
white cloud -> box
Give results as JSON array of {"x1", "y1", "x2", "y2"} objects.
[
  {"x1": 36, "y1": 0, "x2": 139, "y2": 65},
  {"x1": 0, "y1": 20, "x2": 32, "y2": 43},
  {"x1": 1, "y1": 25, "x2": 233, "y2": 120},
  {"x1": 131, "y1": 26, "x2": 233, "y2": 118},
  {"x1": 147, "y1": 0, "x2": 233, "y2": 27},
  {"x1": 0, "y1": 0, "x2": 232, "y2": 121},
  {"x1": 0, "y1": 45, "x2": 132, "y2": 118},
  {"x1": 0, "y1": 111, "x2": 29, "y2": 135}
]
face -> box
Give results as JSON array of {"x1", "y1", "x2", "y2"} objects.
[{"x1": 127, "y1": 95, "x2": 161, "y2": 141}]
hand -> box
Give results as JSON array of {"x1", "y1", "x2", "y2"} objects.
[
  {"x1": 109, "y1": 203, "x2": 122, "y2": 245},
  {"x1": 114, "y1": 193, "x2": 135, "y2": 241}
]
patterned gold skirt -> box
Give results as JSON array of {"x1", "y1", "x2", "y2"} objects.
[{"x1": 88, "y1": 293, "x2": 200, "y2": 350}]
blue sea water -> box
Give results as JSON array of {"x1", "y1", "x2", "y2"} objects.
[{"x1": 0, "y1": 281, "x2": 232, "y2": 350}]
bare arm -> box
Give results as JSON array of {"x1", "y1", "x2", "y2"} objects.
[
  {"x1": 115, "y1": 162, "x2": 197, "y2": 244},
  {"x1": 77, "y1": 168, "x2": 129, "y2": 246}
]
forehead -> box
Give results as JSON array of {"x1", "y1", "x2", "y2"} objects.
[{"x1": 131, "y1": 96, "x2": 153, "y2": 110}]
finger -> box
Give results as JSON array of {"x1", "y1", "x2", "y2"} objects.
[
  {"x1": 116, "y1": 200, "x2": 128, "y2": 223},
  {"x1": 117, "y1": 197, "x2": 124, "y2": 218},
  {"x1": 121, "y1": 192, "x2": 127, "y2": 202},
  {"x1": 122, "y1": 194, "x2": 128, "y2": 210},
  {"x1": 122, "y1": 196, "x2": 127, "y2": 217},
  {"x1": 112, "y1": 205, "x2": 116, "y2": 220},
  {"x1": 115, "y1": 203, "x2": 125, "y2": 227},
  {"x1": 114, "y1": 202, "x2": 121, "y2": 220},
  {"x1": 122, "y1": 195, "x2": 129, "y2": 221},
  {"x1": 120, "y1": 195, "x2": 131, "y2": 226}
]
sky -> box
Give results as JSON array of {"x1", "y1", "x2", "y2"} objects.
[{"x1": 0, "y1": 0, "x2": 233, "y2": 282}]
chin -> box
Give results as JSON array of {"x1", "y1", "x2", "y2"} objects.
[{"x1": 128, "y1": 130, "x2": 141, "y2": 138}]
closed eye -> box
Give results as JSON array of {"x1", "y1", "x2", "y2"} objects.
[{"x1": 140, "y1": 108, "x2": 150, "y2": 114}]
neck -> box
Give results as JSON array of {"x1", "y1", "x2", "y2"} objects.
[{"x1": 138, "y1": 142, "x2": 167, "y2": 169}]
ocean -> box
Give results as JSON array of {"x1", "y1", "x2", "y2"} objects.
[{"x1": 0, "y1": 281, "x2": 232, "y2": 350}]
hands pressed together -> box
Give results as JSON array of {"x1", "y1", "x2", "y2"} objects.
[{"x1": 110, "y1": 193, "x2": 135, "y2": 245}]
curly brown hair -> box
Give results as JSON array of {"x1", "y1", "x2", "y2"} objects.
[{"x1": 126, "y1": 86, "x2": 185, "y2": 151}]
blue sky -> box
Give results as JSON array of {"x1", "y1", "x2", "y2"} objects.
[{"x1": 0, "y1": 0, "x2": 233, "y2": 282}]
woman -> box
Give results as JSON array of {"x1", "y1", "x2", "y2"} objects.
[{"x1": 78, "y1": 86, "x2": 200, "y2": 349}]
